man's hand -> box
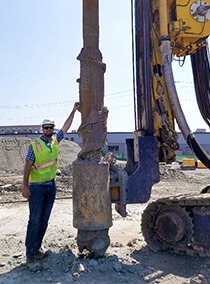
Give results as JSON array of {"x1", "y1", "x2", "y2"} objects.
[
  {"x1": 22, "y1": 185, "x2": 31, "y2": 199},
  {"x1": 61, "y1": 102, "x2": 81, "y2": 133},
  {"x1": 73, "y1": 102, "x2": 81, "y2": 112},
  {"x1": 22, "y1": 160, "x2": 33, "y2": 199}
]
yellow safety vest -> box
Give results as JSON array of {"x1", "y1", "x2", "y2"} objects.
[{"x1": 29, "y1": 136, "x2": 58, "y2": 183}]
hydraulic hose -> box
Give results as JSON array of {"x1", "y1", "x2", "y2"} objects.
[
  {"x1": 191, "y1": 46, "x2": 210, "y2": 128},
  {"x1": 160, "y1": 40, "x2": 210, "y2": 169}
]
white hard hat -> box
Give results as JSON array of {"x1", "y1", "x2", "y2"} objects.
[{"x1": 41, "y1": 119, "x2": 55, "y2": 126}]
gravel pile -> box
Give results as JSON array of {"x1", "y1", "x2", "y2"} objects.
[{"x1": 0, "y1": 137, "x2": 81, "y2": 175}]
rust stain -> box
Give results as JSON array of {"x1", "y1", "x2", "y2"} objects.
[
  {"x1": 80, "y1": 89, "x2": 91, "y2": 121},
  {"x1": 111, "y1": 187, "x2": 120, "y2": 202},
  {"x1": 80, "y1": 190, "x2": 107, "y2": 225},
  {"x1": 84, "y1": 0, "x2": 96, "y2": 11}
]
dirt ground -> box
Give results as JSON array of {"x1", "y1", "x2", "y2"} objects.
[{"x1": 1, "y1": 137, "x2": 210, "y2": 284}]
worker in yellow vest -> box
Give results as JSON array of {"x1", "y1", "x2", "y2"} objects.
[{"x1": 22, "y1": 102, "x2": 80, "y2": 269}]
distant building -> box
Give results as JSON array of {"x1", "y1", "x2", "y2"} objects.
[
  {"x1": 64, "y1": 131, "x2": 210, "y2": 158},
  {"x1": 1, "y1": 125, "x2": 210, "y2": 158},
  {"x1": 0, "y1": 125, "x2": 59, "y2": 135},
  {"x1": 196, "y1": 128, "x2": 206, "y2": 132},
  {"x1": 0, "y1": 125, "x2": 41, "y2": 135}
]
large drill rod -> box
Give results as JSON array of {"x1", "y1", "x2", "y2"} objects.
[{"x1": 72, "y1": 0, "x2": 112, "y2": 258}]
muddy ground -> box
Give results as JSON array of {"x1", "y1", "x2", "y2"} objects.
[{"x1": 1, "y1": 137, "x2": 210, "y2": 284}]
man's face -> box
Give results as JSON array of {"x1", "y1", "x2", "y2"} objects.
[{"x1": 42, "y1": 124, "x2": 54, "y2": 137}]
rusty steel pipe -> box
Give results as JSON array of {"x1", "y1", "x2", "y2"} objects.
[
  {"x1": 73, "y1": 0, "x2": 112, "y2": 258},
  {"x1": 78, "y1": 0, "x2": 105, "y2": 122},
  {"x1": 83, "y1": 0, "x2": 99, "y2": 49},
  {"x1": 77, "y1": 0, "x2": 107, "y2": 157}
]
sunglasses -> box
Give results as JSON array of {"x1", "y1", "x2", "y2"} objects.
[{"x1": 43, "y1": 126, "x2": 54, "y2": 130}]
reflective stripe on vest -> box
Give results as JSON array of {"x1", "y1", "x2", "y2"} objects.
[
  {"x1": 31, "y1": 157, "x2": 58, "y2": 171},
  {"x1": 35, "y1": 140, "x2": 43, "y2": 152}
]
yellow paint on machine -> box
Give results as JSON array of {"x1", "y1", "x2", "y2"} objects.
[
  {"x1": 181, "y1": 158, "x2": 196, "y2": 170},
  {"x1": 182, "y1": 158, "x2": 196, "y2": 167},
  {"x1": 197, "y1": 160, "x2": 206, "y2": 169}
]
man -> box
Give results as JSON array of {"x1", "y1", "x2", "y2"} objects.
[{"x1": 22, "y1": 102, "x2": 80, "y2": 267}]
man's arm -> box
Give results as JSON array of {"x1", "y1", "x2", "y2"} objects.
[
  {"x1": 61, "y1": 102, "x2": 80, "y2": 134},
  {"x1": 22, "y1": 160, "x2": 33, "y2": 199}
]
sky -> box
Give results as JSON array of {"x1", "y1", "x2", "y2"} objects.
[{"x1": 0, "y1": 0, "x2": 209, "y2": 133}]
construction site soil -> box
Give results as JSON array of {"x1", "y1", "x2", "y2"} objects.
[{"x1": 1, "y1": 137, "x2": 210, "y2": 284}]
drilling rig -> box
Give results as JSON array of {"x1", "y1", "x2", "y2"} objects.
[{"x1": 73, "y1": 0, "x2": 210, "y2": 258}]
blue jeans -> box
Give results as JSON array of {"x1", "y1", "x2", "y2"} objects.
[{"x1": 25, "y1": 181, "x2": 56, "y2": 258}]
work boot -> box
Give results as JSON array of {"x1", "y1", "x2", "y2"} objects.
[
  {"x1": 26, "y1": 256, "x2": 34, "y2": 265},
  {"x1": 34, "y1": 249, "x2": 50, "y2": 260},
  {"x1": 26, "y1": 257, "x2": 41, "y2": 272}
]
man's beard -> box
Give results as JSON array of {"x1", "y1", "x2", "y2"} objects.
[{"x1": 44, "y1": 133, "x2": 53, "y2": 138}]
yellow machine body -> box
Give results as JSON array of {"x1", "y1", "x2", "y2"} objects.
[{"x1": 170, "y1": 0, "x2": 210, "y2": 56}]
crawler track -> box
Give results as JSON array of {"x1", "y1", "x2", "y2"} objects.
[{"x1": 142, "y1": 193, "x2": 210, "y2": 257}]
